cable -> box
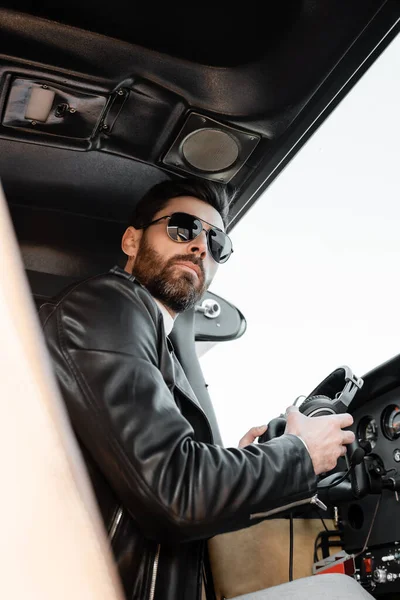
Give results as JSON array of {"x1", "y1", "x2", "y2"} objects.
[
  {"x1": 317, "y1": 447, "x2": 366, "y2": 492},
  {"x1": 317, "y1": 466, "x2": 353, "y2": 490},
  {"x1": 313, "y1": 508, "x2": 329, "y2": 531},
  {"x1": 355, "y1": 495, "x2": 382, "y2": 557},
  {"x1": 385, "y1": 468, "x2": 397, "y2": 475},
  {"x1": 289, "y1": 512, "x2": 294, "y2": 582}
]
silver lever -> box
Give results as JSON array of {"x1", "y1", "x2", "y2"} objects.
[{"x1": 195, "y1": 299, "x2": 221, "y2": 319}]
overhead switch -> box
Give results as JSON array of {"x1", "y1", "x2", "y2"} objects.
[{"x1": 25, "y1": 86, "x2": 55, "y2": 122}]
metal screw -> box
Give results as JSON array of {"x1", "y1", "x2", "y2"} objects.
[
  {"x1": 31, "y1": 121, "x2": 37, "y2": 126},
  {"x1": 117, "y1": 89, "x2": 124, "y2": 96},
  {"x1": 69, "y1": 108, "x2": 76, "y2": 114},
  {"x1": 102, "y1": 124, "x2": 109, "y2": 131},
  {"x1": 42, "y1": 85, "x2": 48, "y2": 89}
]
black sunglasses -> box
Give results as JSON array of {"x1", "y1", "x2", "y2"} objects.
[{"x1": 142, "y1": 212, "x2": 233, "y2": 264}]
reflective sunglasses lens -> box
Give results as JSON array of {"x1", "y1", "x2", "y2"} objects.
[
  {"x1": 168, "y1": 213, "x2": 202, "y2": 242},
  {"x1": 208, "y1": 229, "x2": 232, "y2": 263}
]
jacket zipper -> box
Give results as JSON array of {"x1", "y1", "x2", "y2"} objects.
[
  {"x1": 109, "y1": 508, "x2": 160, "y2": 600},
  {"x1": 250, "y1": 494, "x2": 326, "y2": 520},
  {"x1": 109, "y1": 506, "x2": 123, "y2": 542},
  {"x1": 149, "y1": 544, "x2": 161, "y2": 600}
]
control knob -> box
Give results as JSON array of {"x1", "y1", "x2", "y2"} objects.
[{"x1": 373, "y1": 568, "x2": 387, "y2": 583}]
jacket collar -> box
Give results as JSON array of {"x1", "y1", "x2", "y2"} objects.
[
  {"x1": 110, "y1": 266, "x2": 205, "y2": 415},
  {"x1": 110, "y1": 266, "x2": 175, "y2": 334}
]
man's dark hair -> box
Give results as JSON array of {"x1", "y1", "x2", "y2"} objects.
[{"x1": 129, "y1": 178, "x2": 232, "y2": 230}]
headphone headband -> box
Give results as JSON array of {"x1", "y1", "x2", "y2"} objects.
[{"x1": 303, "y1": 366, "x2": 364, "y2": 415}]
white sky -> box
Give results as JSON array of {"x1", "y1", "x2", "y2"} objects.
[{"x1": 200, "y1": 33, "x2": 400, "y2": 448}]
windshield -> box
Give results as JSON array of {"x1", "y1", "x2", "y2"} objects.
[{"x1": 200, "y1": 34, "x2": 400, "y2": 448}]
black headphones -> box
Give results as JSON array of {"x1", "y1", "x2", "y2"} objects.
[
  {"x1": 259, "y1": 366, "x2": 369, "y2": 501},
  {"x1": 259, "y1": 366, "x2": 363, "y2": 446},
  {"x1": 299, "y1": 365, "x2": 363, "y2": 414}
]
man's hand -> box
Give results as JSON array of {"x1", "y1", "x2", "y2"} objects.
[
  {"x1": 238, "y1": 425, "x2": 268, "y2": 448},
  {"x1": 285, "y1": 405, "x2": 355, "y2": 475}
]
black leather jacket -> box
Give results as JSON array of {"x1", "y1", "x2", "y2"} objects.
[{"x1": 41, "y1": 266, "x2": 317, "y2": 600}]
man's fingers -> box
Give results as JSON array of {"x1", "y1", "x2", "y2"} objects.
[
  {"x1": 342, "y1": 430, "x2": 356, "y2": 445},
  {"x1": 340, "y1": 445, "x2": 347, "y2": 456},
  {"x1": 337, "y1": 413, "x2": 354, "y2": 428},
  {"x1": 246, "y1": 425, "x2": 268, "y2": 439},
  {"x1": 238, "y1": 425, "x2": 268, "y2": 448},
  {"x1": 252, "y1": 425, "x2": 268, "y2": 435},
  {"x1": 285, "y1": 405, "x2": 299, "y2": 416}
]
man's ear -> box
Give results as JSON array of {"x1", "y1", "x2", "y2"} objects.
[{"x1": 121, "y1": 226, "x2": 143, "y2": 269}]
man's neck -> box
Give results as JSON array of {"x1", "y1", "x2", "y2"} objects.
[{"x1": 152, "y1": 297, "x2": 175, "y2": 335}]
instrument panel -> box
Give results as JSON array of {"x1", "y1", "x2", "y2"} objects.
[
  {"x1": 341, "y1": 385, "x2": 400, "y2": 555},
  {"x1": 339, "y1": 385, "x2": 400, "y2": 596},
  {"x1": 355, "y1": 398, "x2": 400, "y2": 462},
  {"x1": 357, "y1": 415, "x2": 378, "y2": 449},
  {"x1": 381, "y1": 405, "x2": 400, "y2": 442}
]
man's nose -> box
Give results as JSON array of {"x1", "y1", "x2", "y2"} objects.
[{"x1": 188, "y1": 231, "x2": 208, "y2": 259}]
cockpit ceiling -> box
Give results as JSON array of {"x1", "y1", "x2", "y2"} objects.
[
  {"x1": 0, "y1": 1, "x2": 307, "y2": 67},
  {"x1": 0, "y1": 1, "x2": 398, "y2": 232}
]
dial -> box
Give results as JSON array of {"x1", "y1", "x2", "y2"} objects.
[
  {"x1": 381, "y1": 405, "x2": 400, "y2": 440},
  {"x1": 357, "y1": 416, "x2": 378, "y2": 449}
]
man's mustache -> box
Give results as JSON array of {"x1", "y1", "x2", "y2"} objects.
[{"x1": 169, "y1": 255, "x2": 205, "y2": 280}]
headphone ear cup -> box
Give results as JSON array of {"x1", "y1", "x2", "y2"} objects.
[{"x1": 300, "y1": 395, "x2": 337, "y2": 417}]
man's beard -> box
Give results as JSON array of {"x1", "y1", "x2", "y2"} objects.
[{"x1": 132, "y1": 236, "x2": 209, "y2": 313}]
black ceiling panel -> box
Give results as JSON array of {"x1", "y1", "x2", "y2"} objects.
[
  {"x1": 0, "y1": 1, "x2": 306, "y2": 66},
  {"x1": 0, "y1": 1, "x2": 398, "y2": 279}
]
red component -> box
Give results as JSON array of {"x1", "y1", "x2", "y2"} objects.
[
  {"x1": 315, "y1": 563, "x2": 347, "y2": 576},
  {"x1": 314, "y1": 553, "x2": 356, "y2": 577},
  {"x1": 363, "y1": 557, "x2": 372, "y2": 574}
]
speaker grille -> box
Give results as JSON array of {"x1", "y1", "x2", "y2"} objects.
[
  {"x1": 182, "y1": 129, "x2": 239, "y2": 173},
  {"x1": 162, "y1": 112, "x2": 260, "y2": 183}
]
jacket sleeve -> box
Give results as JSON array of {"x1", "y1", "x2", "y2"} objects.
[{"x1": 44, "y1": 275, "x2": 317, "y2": 543}]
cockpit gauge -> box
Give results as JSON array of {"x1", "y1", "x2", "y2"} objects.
[
  {"x1": 357, "y1": 415, "x2": 378, "y2": 449},
  {"x1": 381, "y1": 405, "x2": 400, "y2": 441}
]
